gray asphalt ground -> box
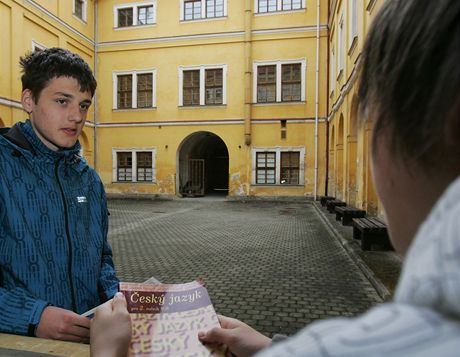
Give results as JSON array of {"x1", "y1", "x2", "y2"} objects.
[{"x1": 108, "y1": 196, "x2": 401, "y2": 337}]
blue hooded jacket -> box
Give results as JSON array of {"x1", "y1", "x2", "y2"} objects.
[{"x1": 0, "y1": 120, "x2": 119, "y2": 336}]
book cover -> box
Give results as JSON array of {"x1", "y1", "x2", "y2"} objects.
[{"x1": 119, "y1": 280, "x2": 227, "y2": 357}]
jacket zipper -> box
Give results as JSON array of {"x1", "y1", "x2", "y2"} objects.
[{"x1": 55, "y1": 159, "x2": 77, "y2": 312}]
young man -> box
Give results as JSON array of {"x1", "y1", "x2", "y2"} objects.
[
  {"x1": 90, "y1": 0, "x2": 460, "y2": 355},
  {"x1": 0, "y1": 48, "x2": 119, "y2": 342}
]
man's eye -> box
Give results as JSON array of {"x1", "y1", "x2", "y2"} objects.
[
  {"x1": 56, "y1": 99, "x2": 67, "y2": 105},
  {"x1": 80, "y1": 104, "x2": 90, "y2": 111}
]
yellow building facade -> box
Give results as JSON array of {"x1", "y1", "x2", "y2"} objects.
[
  {"x1": 327, "y1": 0, "x2": 384, "y2": 215},
  {"x1": 0, "y1": 0, "x2": 384, "y2": 205}
]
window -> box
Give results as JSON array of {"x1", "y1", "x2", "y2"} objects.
[
  {"x1": 256, "y1": 152, "x2": 276, "y2": 184},
  {"x1": 330, "y1": 45, "x2": 336, "y2": 93},
  {"x1": 349, "y1": 0, "x2": 358, "y2": 47},
  {"x1": 281, "y1": 63, "x2": 301, "y2": 102},
  {"x1": 114, "y1": 2, "x2": 156, "y2": 28},
  {"x1": 205, "y1": 68, "x2": 223, "y2": 105},
  {"x1": 253, "y1": 60, "x2": 306, "y2": 104},
  {"x1": 252, "y1": 147, "x2": 305, "y2": 185},
  {"x1": 255, "y1": 0, "x2": 305, "y2": 13},
  {"x1": 337, "y1": 14, "x2": 345, "y2": 76},
  {"x1": 280, "y1": 152, "x2": 299, "y2": 184},
  {"x1": 113, "y1": 149, "x2": 156, "y2": 182},
  {"x1": 257, "y1": 66, "x2": 276, "y2": 103},
  {"x1": 181, "y1": 0, "x2": 226, "y2": 21},
  {"x1": 113, "y1": 70, "x2": 156, "y2": 110},
  {"x1": 74, "y1": 0, "x2": 87, "y2": 21},
  {"x1": 179, "y1": 65, "x2": 227, "y2": 106}
]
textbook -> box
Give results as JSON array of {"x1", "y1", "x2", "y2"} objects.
[{"x1": 119, "y1": 280, "x2": 227, "y2": 357}]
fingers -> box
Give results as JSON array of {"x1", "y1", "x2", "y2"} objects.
[
  {"x1": 198, "y1": 327, "x2": 233, "y2": 345},
  {"x1": 112, "y1": 292, "x2": 128, "y2": 313}
]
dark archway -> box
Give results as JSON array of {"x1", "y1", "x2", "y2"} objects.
[{"x1": 177, "y1": 131, "x2": 229, "y2": 197}]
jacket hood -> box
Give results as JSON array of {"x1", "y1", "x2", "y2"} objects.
[
  {"x1": 395, "y1": 175, "x2": 460, "y2": 320},
  {"x1": 1, "y1": 120, "x2": 81, "y2": 161}
]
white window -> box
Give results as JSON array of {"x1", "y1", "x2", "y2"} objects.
[
  {"x1": 32, "y1": 40, "x2": 46, "y2": 52},
  {"x1": 180, "y1": 0, "x2": 227, "y2": 21},
  {"x1": 112, "y1": 69, "x2": 156, "y2": 110},
  {"x1": 179, "y1": 65, "x2": 227, "y2": 106},
  {"x1": 112, "y1": 149, "x2": 156, "y2": 183},
  {"x1": 253, "y1": 59, "x2": 306, "y2": 103},
  {"x1": 337, "y1": 13, "x2": 344, "y2": 76},
  {"x1": 252, "y1": 147, "x2": 305, "y2": 185},
  {"x1": 330, "y1": 45, "x2": 336, "y2": 93},
  {"x1": 114, "y1": 2, "x2": 156, "y2": 28},
  {"x1": 349, "y1": 0, "x2": 358, "y2": 47},
  {"x1": 255, "y1": 0, "x2": 306, "y2": 14},
  {"x1": 74, "y1": 0, "x2": 87, "y2": 22}
]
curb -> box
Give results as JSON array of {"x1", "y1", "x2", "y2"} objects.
[{"x1": 312, "y1": 202, "x2": 392, "y2": 302}]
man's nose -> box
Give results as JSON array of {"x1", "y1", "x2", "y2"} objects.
[{"x1": 69, "y1": 104, "x2": 84, "y2": 122}]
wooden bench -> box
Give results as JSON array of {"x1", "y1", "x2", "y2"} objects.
[
  {"x1": 352, "y1": 217, "x2": 393, "y2": 251},
  {"x1": 326, "y1": 199, "x2": 346, "y2": 213},
  {"x1": 335, "y1": 206, "x2": 366, "y2": 226},
  {"x1": 320, "y1": 196, "x2": 336, "y2": 207}
]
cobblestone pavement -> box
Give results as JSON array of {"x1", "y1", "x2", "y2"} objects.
[{"x1": 108, "y1": 197, "x2": 384, "y2": 337}]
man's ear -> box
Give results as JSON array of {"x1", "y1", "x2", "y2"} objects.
[
  {"x1": 445, "y1": 94, "x2": 460, "y2": 146},
  {"x1": 21, "y1": 89, "x2": 35, "y2": 114}
]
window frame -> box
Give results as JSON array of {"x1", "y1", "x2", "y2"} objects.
[
  {"x1": 112, "y1": 148, "x2": 157, "y2": 183},
  {"x1": 180, "y1": 0, "x2": 227, "y2": 21},
  {"x1": 337, "y1": 12, "x2": 345, "y2": 77},
  {"x1": 73, "y1": 0, "x2": 87, "y2": 22},
  {"x1": 31, "y1": 40, "x2": 46, "y2": 52},
  {"x1": 348, "y1": 0, "x2": 358, "y2": 50},
  {"x1": 114, "y1": 1, "x2": 156, "y2": 28},
  {"x1": 252, "y1": 147, "x2": 305, "y2": 185},
  {"x1": 253, "y1": 59, "x2": 306, "y2": 104},
  {"x1": 254, "y1": 0, "x2": 306, "y2": 14},
  {"x1": 112, "y1": 69, "x2": 157, "y2": 110},
  {"x1": 179, "y1": 64, "x2": 227, "y2": 107}
]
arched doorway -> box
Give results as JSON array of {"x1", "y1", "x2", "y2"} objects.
[
  {"x1": 336, "y1": 115, "x2": 344, "y2": 200},
  {"x1": 347, "y1": 95, "x2": 359, "y2": 206},
  {"x1": 177, "y1": 131, "x2": 229, "y2": 197}
]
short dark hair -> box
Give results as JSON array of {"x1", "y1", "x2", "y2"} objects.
[
  {"x1": 358, "y1": 0, "x2": 460, "y2": 167},
  {"x1": 20, "y1": 47, "x2": 97, "y2": 101}
]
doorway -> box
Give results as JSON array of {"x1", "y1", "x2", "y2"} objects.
[{"x1": 177, "y1": 131, "x2": 229, "y2": 197}]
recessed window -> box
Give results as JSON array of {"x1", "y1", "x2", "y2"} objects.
[
  {"x1": 253, "y1": 148, "x2": 305, "y2": 185},
  {"x1": 113, "y1": 70, "x2": 156, "y2": 110},
  {"x1": 114, "y1": 2, "x2": 156, "y2": 28},
  {"x1": 254, "y1": 60, "x2": 306, "y2": 104},
  {"x1": 255, "y1": 0, "x2": 305, "y2": 13},
  {"x1": 113, "y1": 149, "x2": 156, "y2": 183},
  {"x1": 181, "y1": 0, "x2": 226, "y2": 21},
  {"x1": 74, "y1": 0, "x2": 87, "y2": 21},
  {"x1": 349, "y1": 0, "x2": 358, "y2": 47},
  {"x1": 179, "y1": 65, "x2": 227, "y2": 107}
]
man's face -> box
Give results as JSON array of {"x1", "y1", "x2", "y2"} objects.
[{"x1": 21, "y1": 76, "x2": 92, "y2": 150}]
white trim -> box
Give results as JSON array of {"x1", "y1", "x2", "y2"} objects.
[
  {"x1": 251, "y1": 146, "x2": 306, "y2": 185},
  {"x1": 73, "y1": 0, "x2": 87, "y2": 22},
  {"x1": 0, "y1": 97, "x2": 22, "y2": 109},
  {"x1": 178, "y1": 64, "x2": 228, "y2": 107},
  {"x1": 114, "y1": 1, "x2": 156, "y2": 28},
  {"x1": 252, "y1": 59, "x2": 306, "y2": 103},
  {"x1": 112, "y1": 69, "x2": 157, "y2": 109},
  {"x1": 25, "y1": 0, "x2": 94, "y2": 45},
  {"x1": 31, "y1": 39, "x2": 46, "y2": 52},
  {"x1": 112, "y1": 148, "x2": 157, "y2": 183}
]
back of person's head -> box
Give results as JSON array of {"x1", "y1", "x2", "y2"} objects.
[
  {"x1": 20, "y1": 47, "x2": 97, "y2": 102},
  {"x1": 358, "y1": 0, "x2": 460, "y2": 171}
]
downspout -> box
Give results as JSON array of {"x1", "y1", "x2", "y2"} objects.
[
  {"x1": 244, "y1": 0, "x2": 252, "y2": 146},
  {"x1": 314, "y1": 0, "x2": 320, "y2": 199},
  {"x1": 93, "y1": 0, "x2": 98, "y2": 170}
]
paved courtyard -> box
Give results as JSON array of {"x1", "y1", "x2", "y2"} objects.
[{"x1": 108, "y1": 197, "x2": 383, "y2": 337}]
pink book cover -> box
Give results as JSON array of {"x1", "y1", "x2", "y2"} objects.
[{"x1": 119, "y1": 280, "x2": 228, "y2": 357}]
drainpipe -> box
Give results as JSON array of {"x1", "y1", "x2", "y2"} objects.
[
  {"x1": 314, "y1": 0, "x2": 320, "y2": 199},
  {"x1": 93, "y1": 0, "x2": 98, "y2": 170},
  {"x1": 244, "y1": 0, "x2": 252, "y2": 146}
]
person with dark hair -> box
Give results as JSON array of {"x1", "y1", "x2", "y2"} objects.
[
  {"x1": 0, "y1": 47, "x2": 119, "y2": 343},
  {"x1": 88, "y1": 0, "x2": 460, "y2": 355}
]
